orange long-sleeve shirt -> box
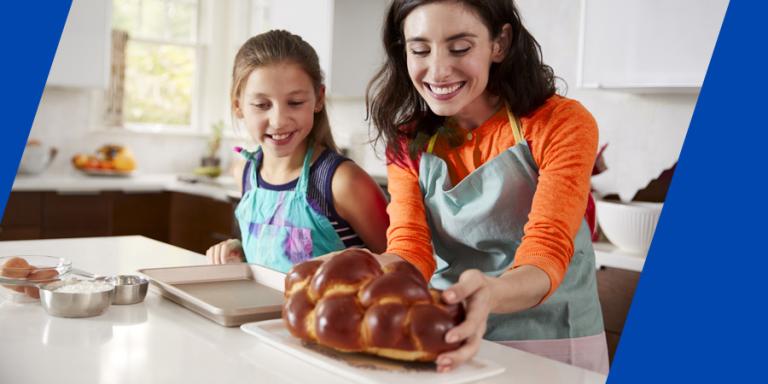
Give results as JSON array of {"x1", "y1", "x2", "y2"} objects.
[{"x1": 385, "y1": 95, "x2": 598, "y2": 299}]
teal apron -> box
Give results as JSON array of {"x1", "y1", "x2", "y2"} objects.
[
  {"x1": 234, "y1": 145, "x2": 346, "y2": 273},
  {"x1": 420, "y1": 108, "x2": 605, "y2": 343}
]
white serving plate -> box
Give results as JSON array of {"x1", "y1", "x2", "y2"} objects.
[{"x1": 241, "y1": 319, "x2": 505, "y2": 384}]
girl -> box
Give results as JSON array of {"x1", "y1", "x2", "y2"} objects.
[
  {"x1": 362, "y1": 0, "x2": 608, "y2": 375},
  {"x1": 206, "y1": 30, "x2": 389, "y2": 274}
]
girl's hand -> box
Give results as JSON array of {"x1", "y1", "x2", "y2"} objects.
[
  {"x1": 436, "y1": 269, "x2": 494, "y2": 373},
  {"x1": 205, "y1": 239, "x2": 244, "y2": 264}
]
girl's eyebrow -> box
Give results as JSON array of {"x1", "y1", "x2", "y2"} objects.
[
  {"x1": 406, "y1": 32, "x2": 478, "y2": 43},
  {"x1": 247, "y1": 90, "x2": 310, "y2": 98}
]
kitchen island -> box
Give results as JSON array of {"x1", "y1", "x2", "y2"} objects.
[{"x1": 0, "y1": 236, "x2": 606, "y2": 383}]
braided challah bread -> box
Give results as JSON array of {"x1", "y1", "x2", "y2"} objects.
[{"x1": 282, "y1": 249, "x2": 465, "y2": 362}]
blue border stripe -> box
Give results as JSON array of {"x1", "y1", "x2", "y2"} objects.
[
  {"x1": 609, "y1": 2, "x2": 767, "y2": 382},
  {"x1": 0, "y1": 1, "x2": 72, "y2": 219}
]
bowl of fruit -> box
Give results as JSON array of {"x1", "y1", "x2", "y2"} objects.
[{"x1": 72, "y1": 144, "x2": 137, "y2": 177}]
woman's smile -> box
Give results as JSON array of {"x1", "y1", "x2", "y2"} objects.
[{"x1": 425, "y1": 81, "x2": 466, "y2": 100}]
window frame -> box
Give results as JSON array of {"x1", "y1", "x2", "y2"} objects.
[{"x1": 108, "y1": 0, "x2": 265, "y2": 137}]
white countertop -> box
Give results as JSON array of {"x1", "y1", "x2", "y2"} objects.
[
  {"x1": 12, "y1": 172, "x2": 241, "y2": 202},
  {"x1": 0, "y1": 236, "x2": 606, "y2": 384},
  {"x1": 593, "y1": 242, "x2": 646, "y2": 272}
]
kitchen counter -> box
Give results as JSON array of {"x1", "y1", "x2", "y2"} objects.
[
  {"x1": 0, "y1": 236, "x2": 607, "y2": 384},
  {"x1": 11, "y1": 173, "x2": 643, "y2": 272},
  {"x1": 12, "y1": 172, "x2": 241, "y2": 202}
]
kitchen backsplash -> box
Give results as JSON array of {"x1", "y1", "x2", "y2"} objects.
[{"x1": 25, "y1": 87, "x2": 387, "y2": 179}]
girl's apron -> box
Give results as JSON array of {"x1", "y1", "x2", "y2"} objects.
[
  {"x1": 234, "y1": 145, "x2": 346, "y2": 273},
  {"x1": 419, "y1": 109, "x2": 609, "y2": 374}
]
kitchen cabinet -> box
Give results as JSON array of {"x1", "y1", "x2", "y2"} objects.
[
  {"x1": 268, "y1": 0, "x2": 387, "y2": 98},
  {"x1": 46, "y1": 0, "x2": 112, "y2": 88},
  {"x1": 111, "y1": 191, "x2": 170, "y2": 242},
  {"x1": 2, "y1": 188, "x2": 239, "y2": 254},
  {"x1": 168, "y1": 192, "x2": 238, "y2": 255},
  {"x1": 0, "y1": 192, "x2": 43, "y2": 240},
  {"x1": 579, "y1": 0, "x2": 728, "y2": 92},
  {"x1": 42, "y1": 191, "x2": 112, "y2": 238},
  {"x1": 596, "y1": 266, "x2": 641, "y2": 363}
]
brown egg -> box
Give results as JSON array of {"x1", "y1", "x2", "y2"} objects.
[
  {"x1": 27, "y1": 268, "x2": 59, "y2": 283},
  {"x1": 2, "y1": 285, "x2": 25, "y2": 293},
  {"x1": 1, "y1": 257, "x2": 32, "y2": 278},
  {"x1": 24, "y1": 269, "x2": 60, "y2": 299},
  {"x1": 24, "y1": 286, "x2": 40, "y2": 299},
  {"x1": 1, "y1": 257, "x2": 32, "y2": 293}
]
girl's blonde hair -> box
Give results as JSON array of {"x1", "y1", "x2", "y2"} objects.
[{"x1": 231, "y1": 30, "x2": 338, "y2": 152}]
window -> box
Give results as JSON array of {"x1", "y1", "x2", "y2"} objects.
[
  {"x1": 112, "y1": 0, "x2": 200, "y2": 132},
  {"x1": 108, "y1": 0, "x2": 270, "y2": 135}
]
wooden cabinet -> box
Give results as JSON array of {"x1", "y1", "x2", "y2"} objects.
[
  {"x1": 111, "y1": 191, "x2": 170, "y2": 242},
  {"x1": 596, "y1": 266, "x2": 641, "y2": 364},
  {"x1": 42, "y1": 191, "x2": 112, "y2": 238},
  {"x1": 168, "y1": 192, "x2": 238, "y2": 255},
  {"x1": 0, "y1": 192, "x2": 43, "y2": 240},
  {"x1": 1, "y1": 191, "x2": 240, "y2": 255}
]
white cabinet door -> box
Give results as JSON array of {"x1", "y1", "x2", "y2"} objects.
[
  {"x1": 328, "y1": 0, "x2": 388, "y2": 98},
  {"x1": 47, "y1": 0, "x2": 112, "y2": 89},
  {"x1": 579, "y1": 0, "x2": 729, "y2": 92},
  {"x1": 267, "y1": 0, "x2": 386, "y2": 98}
]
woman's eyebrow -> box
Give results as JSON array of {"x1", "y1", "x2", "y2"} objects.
[{"x1": 406, "y1": 32, "x2": 478, "y2": 43}]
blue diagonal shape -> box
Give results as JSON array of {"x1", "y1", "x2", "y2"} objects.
[
  {"x1": 609, "y1": 2, "x2": 768, "y2": 382},
  {"x1": 0, "y1": 1, "x2": 72, "y2": 220}
]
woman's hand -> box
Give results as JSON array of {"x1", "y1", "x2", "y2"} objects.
[
  {"x1": 435, "y1": 265, "x2": 550, "y2": 372},
  {"x1": 435, "y1": 269, "x2": 494, "y2": 373},
  {"x1": 205, "y1": 239, "x2": 245, "y2": 264}
]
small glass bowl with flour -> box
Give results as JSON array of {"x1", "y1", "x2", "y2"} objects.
[{"x1": 40, "y1": 278, "x2": 117, "y2": 318}]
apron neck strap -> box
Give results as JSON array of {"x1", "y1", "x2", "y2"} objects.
[
  {"x1": 425, "y1": 104, "x2": 523, "y2": 154},
  {"x1": 295, "y1": 140, "x2": 314, "y2": 194},
  {"x1": 504, "y1": 104, "x2": 525, "y2": 145},
  {"x1": 235, "y1": 143, "x2": 313, "y2": 194}
]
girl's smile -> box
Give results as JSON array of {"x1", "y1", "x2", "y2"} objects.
[{"x1": 265, "y1": 130, "x2": 298, "y2": 145}]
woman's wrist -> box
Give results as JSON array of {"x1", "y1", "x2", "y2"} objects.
[
  {"x1": 374, "y1": 252, "x2": 405, "y2": 266},
  {"x1": 490, "y1": 265, "x2": 550, "y2": 314}
]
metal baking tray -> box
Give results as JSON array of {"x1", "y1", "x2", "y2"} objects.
[{"x1": 138, "y1": 263, "x2": 285, "y2": 327}]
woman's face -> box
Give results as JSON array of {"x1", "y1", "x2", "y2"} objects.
[
  {"x1": 235, "y1": 62, "x2": 323, "y2": 158},
  {"x1": 403, "y1": 2, "x2": 505, "y2": 119}
]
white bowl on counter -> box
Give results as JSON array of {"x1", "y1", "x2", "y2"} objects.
[{"x1": 595, "y1": 200, "x2": 663, "y2": 255}]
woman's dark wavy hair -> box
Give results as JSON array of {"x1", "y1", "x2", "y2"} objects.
[{"x1": 366, "y1": 0, "x2": 556, "y2": 163}]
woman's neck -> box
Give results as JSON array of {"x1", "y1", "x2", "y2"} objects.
[
  {"x1": 452, "y1": 92, "x2": 502, "y2": 130},
  {"x1": 260, "y1": 141, "x2": 310, "y2": 185}
]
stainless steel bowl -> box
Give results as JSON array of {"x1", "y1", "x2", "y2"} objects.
[
  {"x1": 40, "y1": 280, "x2": 115, "y2": 318},
  {"x1": 112, "y1": 275, "x2": 148, "y2": 305}
]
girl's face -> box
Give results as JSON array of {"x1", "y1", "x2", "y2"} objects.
[
  {"x1": 403, "y1": 2, "x2": 506, "y2": 119},
  {"x1": 235, "y1": 62, "x2": 324, "y2": 158}
]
